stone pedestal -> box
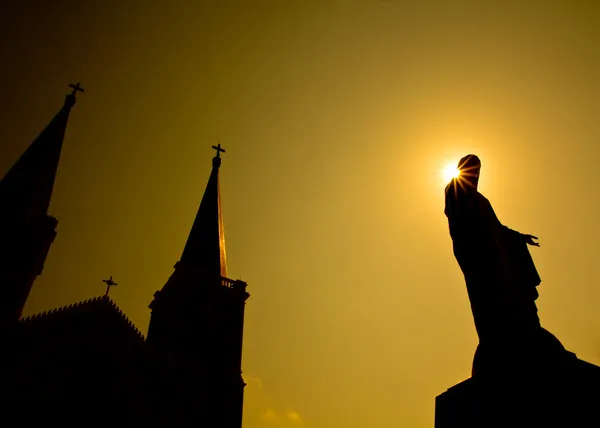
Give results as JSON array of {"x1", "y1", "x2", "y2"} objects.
[{"x1": 435, "y1": 354, "x2": 600, "y2": 428}]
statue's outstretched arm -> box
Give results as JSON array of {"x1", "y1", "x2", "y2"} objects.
[
  {"x1": 523, "y1": 234, "x2": 540, "y2": 247},
  {"x1": 502, "y1": 224, "x2": 540, "y2": 247}
]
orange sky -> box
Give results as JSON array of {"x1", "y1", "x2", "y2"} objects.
[{"x1": 1, "y1": 1, "x2": 600, "y2": 427}]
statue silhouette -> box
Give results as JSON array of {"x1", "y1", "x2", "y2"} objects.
[
  {"x1": 437, "y1": 154, "x2": 600, "y2": 426},
  {"x1": 444, "y1": 154, "x2": 566, "y2": 375}
]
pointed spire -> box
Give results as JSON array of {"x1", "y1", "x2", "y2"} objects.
[
  {"x1": 0, "y1": 83, "x2": 82, "y2": 221},
  {"x1": 178, "y1": 145, "x2": 228, "y2": 277}
]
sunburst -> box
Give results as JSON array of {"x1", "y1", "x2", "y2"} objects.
[
  {"x1": 442, "y1": 158, "x2": 480, "y2": 196},
  {"x1": 442, "y1": 162, "x2": 461, "y2": 182}
]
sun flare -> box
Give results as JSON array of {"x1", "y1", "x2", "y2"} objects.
[{"x1": 442, "y1": 162, "x2": 460, "y2": 182}]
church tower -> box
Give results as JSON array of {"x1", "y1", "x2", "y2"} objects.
[
  {"x1": 0, "y1": 84, "x2": 83, "y2": 325},
  {"x1": 147, "y1": 145, "x2": 249, "y2": 427}
]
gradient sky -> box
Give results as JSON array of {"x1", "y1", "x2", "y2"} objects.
[{"x1": 1, "y1": 1, "x2": 600, "y2": 427}]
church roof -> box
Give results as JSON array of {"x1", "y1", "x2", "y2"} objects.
[
  {"x1": 0, "y1": 86, "x2": 80, "y2": 221},
  {"x1": 10, "y1": 295, "x2": 153, "y2": 425},
  {"x1": 19, "y1": 295, "x2": 145, "y2": 342},
  {"x1": 178, "y1": 146, "x2": 228, "y2": 277}
]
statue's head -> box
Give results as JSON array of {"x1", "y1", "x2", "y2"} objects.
[{"x1": 457, "y1": 154, "x2": 481, "y2": 190}]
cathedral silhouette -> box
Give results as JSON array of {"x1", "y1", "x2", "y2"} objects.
[{"x1": 0, "y1": 86, "x2": 249, "y2": 427}]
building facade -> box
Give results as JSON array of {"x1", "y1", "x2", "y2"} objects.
[{"x1": 0, "y1": 86, "x2": 249, "y2": 428}]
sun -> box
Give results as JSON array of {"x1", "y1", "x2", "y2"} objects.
[{"x1": 442, "y1": 162, "x2": 460, "y2": 182}]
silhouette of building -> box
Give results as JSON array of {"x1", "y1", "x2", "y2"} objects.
[{"x1": 0, "y1": 87, "x2": 249, "y2": 427}]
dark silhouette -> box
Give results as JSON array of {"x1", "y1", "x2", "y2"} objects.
[
  {"x1": 445, "y1": 154, "x2": 541, "y2": 343},
  {"x1": 212, "y1": 143, "x2": 226, "y2": 157},
  {"x1": 69, "y1": 82, "x2": 85, "y2": 95},
  {"x1": 443, "y1": 154, "x2": 566, "y2": 375},
  {"x1": 435, "y1": 154, "x2": 600, "y2": 428},
  {"x1": 0, "y1": 87, "x2": 249, "y2": 427},
  {"x1": 102, "y1": 275, "x2": 118, "y2": 296},
  {"x1": 0, "y1": 85, "x2": 78, "y2": 325}
]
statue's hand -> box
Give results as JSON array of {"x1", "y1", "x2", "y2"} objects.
[{"x1": 524, "y1": 234, "x2": 540, "y2": 247}]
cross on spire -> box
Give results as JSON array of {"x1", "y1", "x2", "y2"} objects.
[
  {"x1": 212, "y1": 143, "x2": 226, "y2": 158},
  {"x1": 102, "y1": 276, "x2": 118, "y2": 297},
  {"x1": 69, "y1": 82, "x2": 85, "y2": 96}
]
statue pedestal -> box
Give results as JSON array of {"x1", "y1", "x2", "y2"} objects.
[{"x1": 435, "y1": 354, "x2": 600, "y2": 428}]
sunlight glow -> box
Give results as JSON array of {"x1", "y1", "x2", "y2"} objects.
[{"x1": 442, "y1": 162, "x2": 460, "y2": 182}]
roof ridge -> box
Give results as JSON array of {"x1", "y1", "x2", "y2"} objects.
[
  {"x1": 20, "y1": 295, "x2": 102, "y2": 322},
  {"x1": 102, "y1": 296, "x2": 146, "y2": 341},
  {"x1": 19, "y1": 295, "x2": 145, "y2": 341}
]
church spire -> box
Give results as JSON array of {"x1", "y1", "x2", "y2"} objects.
[
  {"x1": 0, "y1": 84, "x2": 82, "y2": 324},
  {"x1": 147, "y1": 143, "x2": 248, "y2": 427},
  {"x1": 178, "y1": 144, "x2": 228, "y2": 277},
  {"x1": 0, "y1": 83, "x2": 82, "y2": 221}
]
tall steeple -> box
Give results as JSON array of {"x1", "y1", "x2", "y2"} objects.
[
  {"x1": 0, "y1": 83, "x2": 82, "y2": 324},
  {"x1": 178, "y1": 144, "x2": 227, "y2": 277},
  {"x1": 0, "y1": 83, "x2": 82, "y2": 221},
  {"x1": 147, "y1": 145, "x2": 249, "y2": 428}
]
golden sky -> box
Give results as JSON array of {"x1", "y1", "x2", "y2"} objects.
[{"x1": 1, "y1": 1, "x2": 600, "y2": 426}]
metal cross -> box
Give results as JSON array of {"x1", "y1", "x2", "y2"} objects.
[
  {"x1": 69, "y1": 82, "x2": 85, "y2": 96},
  {"x1": 102, "y1": 276, "x2": 118, "y2": 296},
  {"x1": 212, "y1": 143, "x2": 226, "y2": 157}
]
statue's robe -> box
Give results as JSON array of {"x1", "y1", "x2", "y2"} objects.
[{"x1": 444, "y1": 179, "x2": 541, "y2": 341}]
